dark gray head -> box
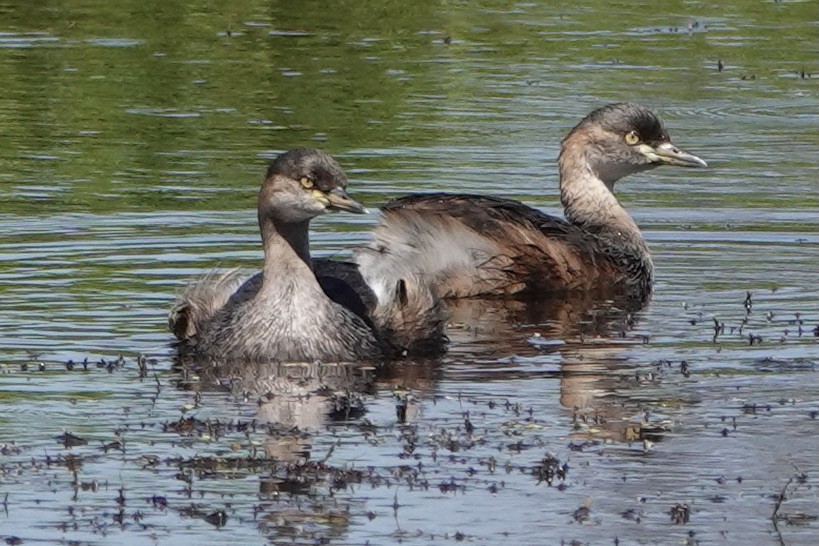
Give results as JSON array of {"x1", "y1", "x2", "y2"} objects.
[
  {"x1": 260, "y1": 148, "x2": 367, "y2": 224},
  {"x1": 560, "y1": 103, "x2": 707, "y2": 185}
]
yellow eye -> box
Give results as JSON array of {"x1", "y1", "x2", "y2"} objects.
[
  {"x1": 300, "y1": 177, "x2": 314, "y2": 189},
  {"x1": 624, "y1": 131, "x2": 640, "y2": 145}
]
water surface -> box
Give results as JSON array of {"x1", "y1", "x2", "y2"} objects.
[{"x1": 1, "y1": 1, "x2": 817, "y2": 544}]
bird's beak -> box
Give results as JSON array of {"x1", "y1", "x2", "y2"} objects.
[
  {"x1": 641, "y1": 141, "x2": 708, "y2": 168},
  {"x1": 313, "y1": 187, "x2": 369, "y2": 214}
]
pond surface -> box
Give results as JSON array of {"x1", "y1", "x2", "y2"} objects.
[{"x1": 1, "y1": 1, "x2": 817, "y2": 544}]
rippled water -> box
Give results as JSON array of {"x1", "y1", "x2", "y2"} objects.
[{"x1": 1, "y1": 1, "x2": 817, "y2": 544}]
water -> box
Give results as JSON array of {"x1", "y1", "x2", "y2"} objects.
[{"x1": 1, "y1": 1, "x2": 817, "y2": 544}]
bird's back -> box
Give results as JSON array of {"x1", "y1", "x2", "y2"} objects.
[
  {"x1": 356, "y1": 193, "x2": 640, "y2": 299},
  {"x1": 314, "y1": 258, "x2": 448, "y2": 358}
]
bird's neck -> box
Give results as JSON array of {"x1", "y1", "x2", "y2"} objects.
[
  {"x1": 258, "y1": 214, "x2": 316, "y2": 292},
  {"x1": 558, "y1": 146, "x2": 644, "y2": 247}
]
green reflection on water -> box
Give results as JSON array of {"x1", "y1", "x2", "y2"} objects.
[{"x1": 0, "y1": 0, "x2": 817, "y2": 216}]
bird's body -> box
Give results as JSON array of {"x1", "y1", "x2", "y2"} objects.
[
  {"x1": 175, "y1": 256, "x2": 444, "y2": 359},
  {"x1": 355, "y1": 103, "x2": 706, "y2": 302},
  {"x1": 358, "y1": 193, "x2": 649, "y2": 299},
  {"x1": 191, "y1": 262, "x2": 382, "y2": 362}
]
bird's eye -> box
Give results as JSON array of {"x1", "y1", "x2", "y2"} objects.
[
  {"x1": 624, "y1": 131, "x2": 640, "y2": 145},
  {"x1": 300, "y1": 177, "x2": 314, "y2": 189}
]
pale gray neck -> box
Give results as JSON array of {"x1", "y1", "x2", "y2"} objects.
[
  {"x1": 258, "y1": 215, "x2": 315, "y2": 292},
  {"x1": 558, "y1": 148, "x2": 644, "y2": 246}
]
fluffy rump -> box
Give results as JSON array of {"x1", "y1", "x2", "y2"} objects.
[{"x1": 168, "y1": 269, "x2": 249, "y2": 341}]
